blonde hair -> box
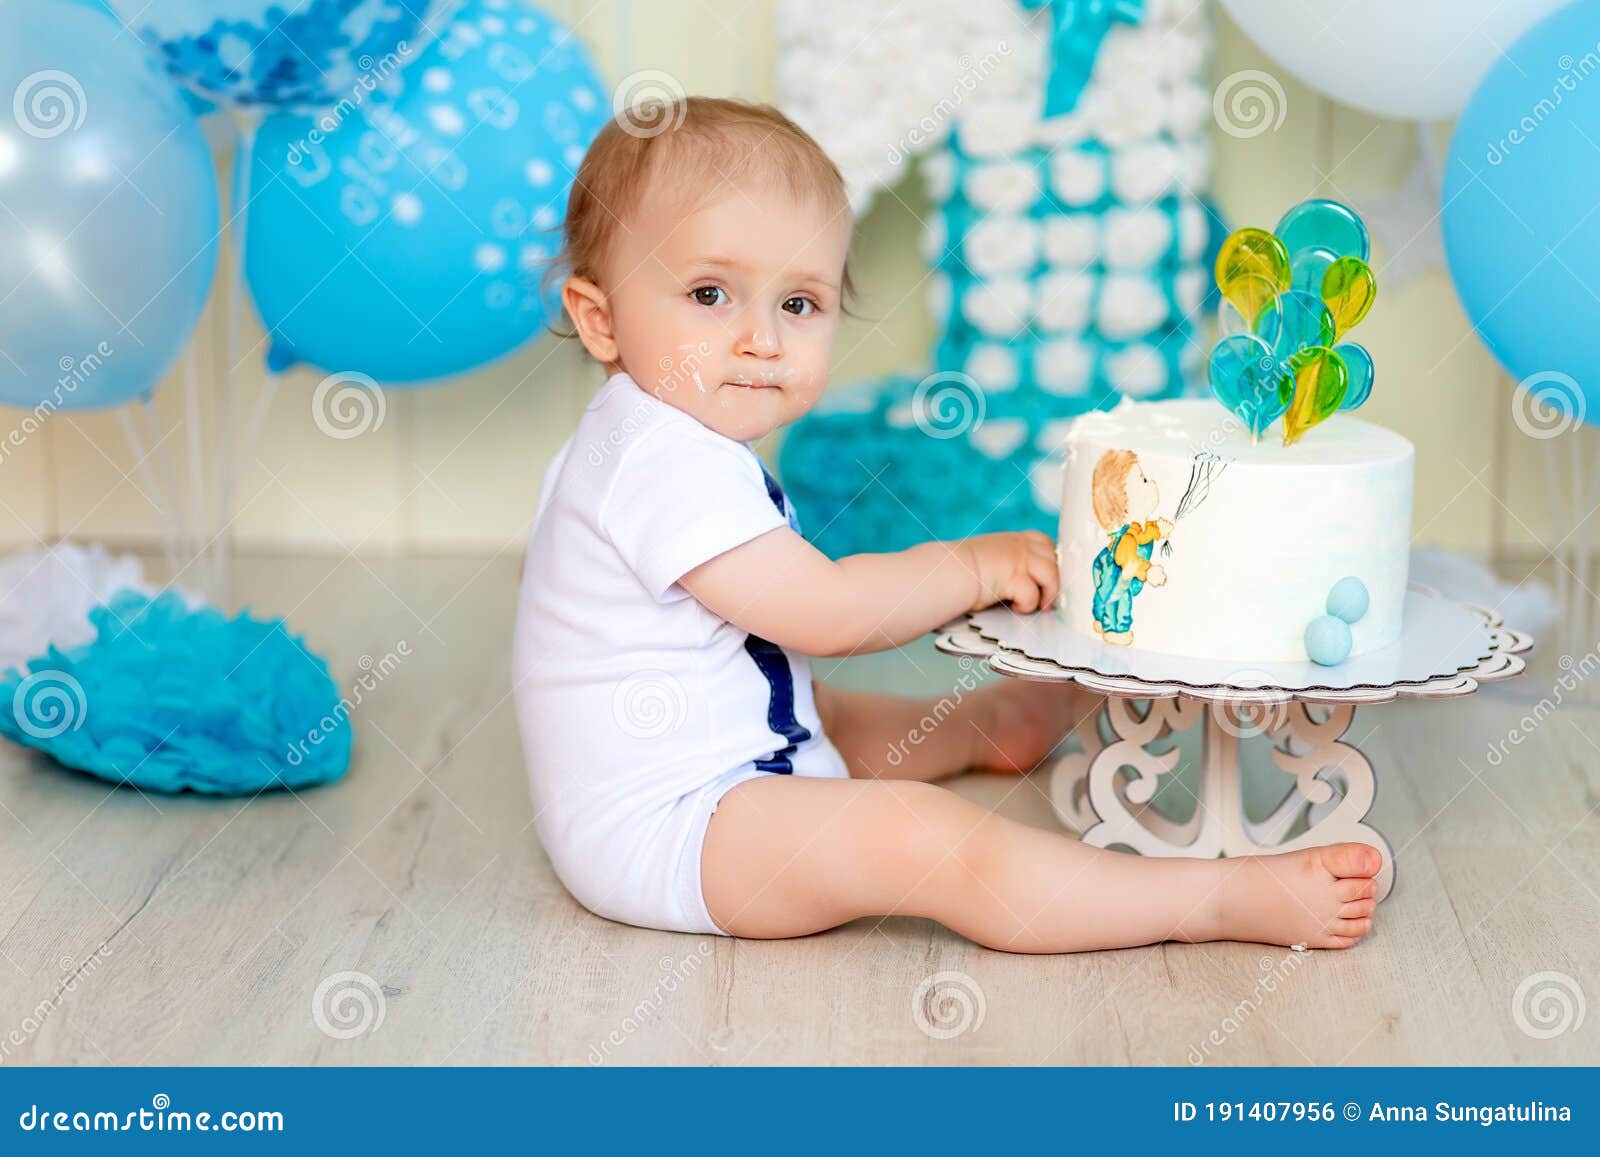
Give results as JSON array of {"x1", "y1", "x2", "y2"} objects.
[
  {"x1": 1091, "y1": 449, "x2": 1137, "y2": 529},
  {"x1": 544, "y1": 96, "x2": 857, "y2": 337}
]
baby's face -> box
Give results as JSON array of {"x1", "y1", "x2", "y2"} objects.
[
  {"x1": 1124, "y1": 463, "x2": 1160, "y2": 521},
  {"x1": 600, "y1": 179, "x2": 849, "y2": 442}
]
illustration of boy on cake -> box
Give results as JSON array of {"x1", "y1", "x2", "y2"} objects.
[{"x1": 1089, "y1": 449, "x2": 1173, "y2": 646}]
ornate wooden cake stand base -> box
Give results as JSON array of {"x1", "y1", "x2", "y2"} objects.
[{"x1": 935, "y1": 589, "x2": 1533, "y2": 905}]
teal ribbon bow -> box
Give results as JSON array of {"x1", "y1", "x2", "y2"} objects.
[{"x1": 1018, "y1": 0, "x2": 1145, "y2": 118}]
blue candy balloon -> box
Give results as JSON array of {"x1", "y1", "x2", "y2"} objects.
[
  {"x1": 1259, "y1": 290, "x2": 1336, "y2": 364},
  {"x1": 1335, "y1": 343, "x2": 1374, "y2": 410},
  {"x1": 1305, "y1": 614, "x2": 1353, "y2": 666},
  {"x1": 0, "y1": 0, "x2": 219, "y2": 411},
  {"x1": 110, "y1": 0, "x2": 454, "y2": 110},
  {"x1": 242, "y1": 0, "x2": 606, "y2": 383},
  {"x1": 1444, "y1": 0, "x2": 1600, "y2": 426},
  {"x1": 1208, "y1": 333, "x2": 1288, "y2": 438},
  {"x1": 1327, "y1": 576, "x2": 1370, "y2": 623}
]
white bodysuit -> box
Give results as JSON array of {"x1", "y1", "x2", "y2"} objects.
[{"x1": 512, "y1": 371, "x2": 849, "y2": 935}]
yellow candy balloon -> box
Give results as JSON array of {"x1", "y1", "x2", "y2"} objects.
[
  {"x1": 1216, "y1": 228, "x2": 1290, "y2": 325},
  {"x1": 1282, "y1": 348, "x2": 1349, "y2": 446},
  {"x1": 1320, "y1": 256, "x2": 1376, "y2": 337}
]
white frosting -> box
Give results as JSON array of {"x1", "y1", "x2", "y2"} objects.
[{"x1": 1056, "y1": 399, "x2": 1414, "y2": 664}]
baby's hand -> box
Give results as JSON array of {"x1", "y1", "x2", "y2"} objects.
[
  {"x1": 961, "y1": 530, "x2": 1059, "y2": 613},
  {"x1": 1146, "y1": 563, "x2": 1167, "y2": 587},
  {"x1": 1156, "y1": 517, "x2": 1174, "y2": 537}
]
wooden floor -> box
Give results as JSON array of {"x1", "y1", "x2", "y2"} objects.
[{"x1": 1, "y1": 553, "x2": 1596, "y2": 1065}]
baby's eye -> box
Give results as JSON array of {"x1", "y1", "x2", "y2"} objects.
[
  {"x1": 782, "y1": 295, "x2": 818, "y2": 317},
  {"x1": 691, "y1": 285, "x2": 727, "y2": 307}
]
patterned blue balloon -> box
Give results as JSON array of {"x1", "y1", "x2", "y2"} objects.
[
  {"x1": 1208, "y1": 333, "x2": 1287, "y2": 439},
  {"x1": 111, "y1": 0, "x2": 457, "y2": 110},
  {"x1": 242, "y1": 0, "x2": 606, "y2": 382}
]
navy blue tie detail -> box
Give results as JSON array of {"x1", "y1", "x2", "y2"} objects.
[{"x1": 744, "y1": 454, "x2": 810, "y2": 774}]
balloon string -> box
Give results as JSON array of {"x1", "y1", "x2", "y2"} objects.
[
  {"x1": 182, "y1": 343, "x2": 208, "y2": 601},
  {"x1": 238, "y1": 371, "x2": 280, "y2": 467},
  {"x1": 140, "y1": 397, "x2": 188, "y2": 575},
  {"x1": 214, "y1": 109, "x2": 260, "y2": 609},
  {"x1": 117, "y1": 406, "x2": 179, "y2": 582}
]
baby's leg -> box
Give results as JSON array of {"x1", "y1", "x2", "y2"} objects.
[
  {"x1": 701, "y1": 775, "x2": 1379, "y2": 952},
  {"x1": 814, "y1": 679, "x2": 1098, "y2": 782}
]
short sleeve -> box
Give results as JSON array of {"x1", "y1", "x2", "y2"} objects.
[{"x1": 599, "y1": 423, "x2": 789, "y2": 601}]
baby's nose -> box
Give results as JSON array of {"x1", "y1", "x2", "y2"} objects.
[{"x1": 735, "y1": 324, "x2": 781, "y2": 358}]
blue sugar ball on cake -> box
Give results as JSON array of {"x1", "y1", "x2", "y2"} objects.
[
  {"x1": 1305, "y1": 614, "x2": 1354, "y2": 666},
  {"x1": 1327, "y1": 576, "x2": 1370, "y2": 623}
]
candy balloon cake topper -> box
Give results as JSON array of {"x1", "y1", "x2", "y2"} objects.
[{"x1": 1207, "y1": 199, "x2": 1377, "y2": 445}]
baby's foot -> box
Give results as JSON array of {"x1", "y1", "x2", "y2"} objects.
[
  {"x1": 969, "y1": 681, "x2": 1092, "y2": 774},
  {"x1": 1201, "y1": 843, "x2": 1381, "y2": 950}
]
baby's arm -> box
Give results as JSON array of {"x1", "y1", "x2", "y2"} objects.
[{"x1": 679, "y1": 526, "x2": 1058, "y2": 658}]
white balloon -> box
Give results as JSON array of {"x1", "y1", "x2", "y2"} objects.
[{"x1": 1219, "y1": 0, "x2": 1567, "y2": 120}]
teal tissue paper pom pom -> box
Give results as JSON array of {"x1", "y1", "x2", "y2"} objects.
[
  {"x1": 0, "y1": 590, "x2": 351, "y2": 795},
  {"x1": 1327, "y1": 576, "x2": 1369, "y2": 623},
  {"x1": 1305, "y1": 614, "x2": 1353, "y2": 667}
]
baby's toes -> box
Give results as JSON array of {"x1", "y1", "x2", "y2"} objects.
[
  {"x1": 1338, "y1": 897, "x2": 1377, "y2": 920},
  {"x1": 1328, "y1": 915, "x2": 1373, "y2": 940},
  {"x1": 1320, "y1": 842, "x2": 1382, "y2": 880},
  {"x1": 1334, "y1": 876, "x2": 1377, "y2": 903}
]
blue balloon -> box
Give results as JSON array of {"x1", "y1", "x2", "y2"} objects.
[
  {"x1": 110, "y1": 0, "x2": 455, "y2": 110},
  {"x1": 0, "y1": 0, "x2": 219, "y2": 411},
  {"x1": 242, "y1": 0, "x2": 606, "y2": 383},
  {"x1": 1444, "y1": 0, "x2": 1600, "y2": 425}
]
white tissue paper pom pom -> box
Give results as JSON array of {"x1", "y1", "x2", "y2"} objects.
[
  {"x1": 1168, "y1": 81, "x2": 1211, "y2": 136},
  {"x1": 1097, "y1": 29, "x2": 1163, "y2": 79},
  {"x1": 962, "y1": 278, "x2": 1032, "y2": 337},
  {"x1": 1106, "y1": 345, "x2": 1167, "y2": 397},
  {"x1": 1082, "y1": 83, "x2": 1165, "y2": 147},
  {"x1": 963, "y1": 215, "x2": 1039, "y2": 277},
  {"x1": 1111, "y1": 141, "x2": 1182, "y2": 204},
  {"x1": 921, "y1": 214, "x2": 948, "y2": 263},
  {"x1": 1177, "y1": 200, "x2": 1208, "y2": 261},
  {"x1": 1103, "y1": 208, "x2": 1172, "y2": 270},
  {"x1": 969, "y1": 418, "x2": 1028, "y2": 459},
  {"x1": 1048, "y1": 150, "x2": 1105, "y2": 207},
  {"x1": 1176, "y1": 269, "x2": 1206, "y2": 317},
  {"x1": 1178, "y1": 141, "x2": 1210, "y2": 188},
  {"x1": 1029, "y1": 455, "x2": 1065, "y2": 513},
  {"x1": 1098, "y1": 275, "x2": 1168, "y2": 339},
  {"x1": 1033, "y1": 112, "x2": 1090, "y2": 150},
  {"x1": 1179, "y1": 337, "x2": 1204, "y2": 381},
  {"x1": 965, "y1": 161, "x2": 1042, "y2": 214},
  {"x1": 921, "y1": 151, "x2": 958, "y2": 202},
  {"x1": 967, "y1": 343, "x2": 1020, "y2": 391},
  {"x1": 956, "y1": 99, "x2": 1037, "y2": 158},
  {"x1": 1034, "y1": 418, "x2": 1076, "y2": 454},
  {"x1": 1041, "y1": 215, "x2": 1099, "y2": 268},
  {"x1": 1035, "y1": 339, "x2": 1093, "y2": 395},
  {"x1": 1035, "y1": 270, "x2": 1095, "y2": 332},
  {"x1": 929, "y1": 272, "x2": 953, "y2": 329}
]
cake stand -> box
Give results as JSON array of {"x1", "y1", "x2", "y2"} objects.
[{"x1": 932, "y1": 584, "x2": 1532, "y2": 901}]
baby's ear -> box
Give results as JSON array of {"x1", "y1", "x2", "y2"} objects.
[{"x1": 562, "y1": 276, "x2": 618, "y2": 364}]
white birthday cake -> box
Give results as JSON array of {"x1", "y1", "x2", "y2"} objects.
[{"x1": 1055, "y1": 398, "x2": 1414, "y2": 664}]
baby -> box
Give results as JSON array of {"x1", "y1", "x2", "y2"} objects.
[{"x1": 513, "y1": 97, "x2": 1379, "y2": 953}]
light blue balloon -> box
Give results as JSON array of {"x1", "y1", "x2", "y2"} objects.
[
  {"x1": 0, "y1": 0, "x2": 219, "y2": 411},
  {"x1": 109, "y1": 0, "x2": 457, "y2": 111},
  {"x1": 1208, "y1": 332, "x2": 1287, "y2": 439},
  {"x1": 1335, "y1": 342, "x2": 1374, "y2": 410},
  {"x1": 1326, "y1": 576, "x2": 1369, "y2": 623},
  {"x1": 1305, "y1": 614, "x2": 1353, "y2": 667},
  {"x1": 242, "y1": 0, "x2": 606, "y2": 384},
  {"x1": 1444, "y1": 0, "x2": 1600, "y2": 426}
]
